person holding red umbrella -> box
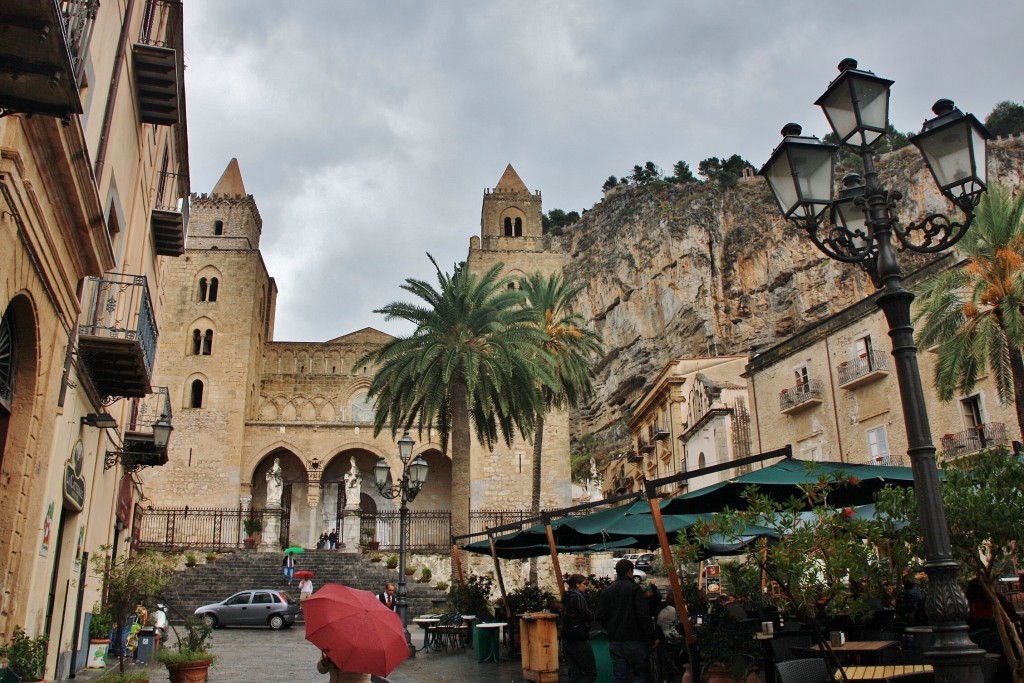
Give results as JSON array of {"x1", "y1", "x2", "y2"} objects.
[{"x1": 298, "y1": 575, "x2": 315, "y2": 601}]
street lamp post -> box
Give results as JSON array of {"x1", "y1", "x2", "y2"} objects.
[
  {"x1": 375, "y1": 431, "x2": 429, "y2": 658},
  {"x1": 759, "y1": 59, "x2": 991, "y2": 683}
]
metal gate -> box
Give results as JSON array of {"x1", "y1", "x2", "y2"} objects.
[{"x1": 280, "y1": 483, "x2": 291, "y2": 548}]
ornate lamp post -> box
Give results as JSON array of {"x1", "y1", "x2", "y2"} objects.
[
  {"x1": 375, "y1": 431, "x2": 429, "y2": 657},
  {"x1": 759, "y1": 58, "x2": 990, "y2": 683}
]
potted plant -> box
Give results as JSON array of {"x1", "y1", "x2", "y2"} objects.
[
  {"x1": 87, "y1": 606, "x2": 115, "y2": 669},
  {"x1": 184, "y1": 551, "x2": 197, "y2": 568},
  {"x1": 419, "y1": 567, "x2": 432, "y2": 583},
  {"x1": 369, "y1": 553, "x2": 383, "y2": 563},
  {"x1": 90, "y1": 548, "x2": 175, "y2": 677},
  {"x1": 386, "y1": 555, "x2": 399, "y2": 569},
  {"x1": 434, "y1": 580, "x2": 449, "y2": 591},
  {"x1": 204, "y1": 551, "x2": 217, "y2": 563},
  {"x1": 405, "y1": 565, "x2": 417, "y2": 577},
  {"x1": 156, "y1": 615, "x2": 216, "y2": 683},
  {"x1": 243, "y1": 517, "x2": 262, "y2": 548},
  {"x1": 0, "y1": 626, "x2": 47, "y2": 681}
]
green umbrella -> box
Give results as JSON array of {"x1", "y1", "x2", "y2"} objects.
[
  {"x1": 659, "y1": 457, "x2": 921, "y2": 515},
  {"x1": 285, "y1": 546, "x2": 305, "y2": 554}
]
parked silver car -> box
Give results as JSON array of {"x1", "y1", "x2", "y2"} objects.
[{"x1": 194, "y1": 589, "x2": 298, "y2": 630}]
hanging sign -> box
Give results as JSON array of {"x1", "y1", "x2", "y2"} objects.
[
  {"x1": 705, "y1": 563, "x2": 721, "y2": 600},
  {"x1": 63, "y1": 440, "x2": 86, "y2": 511}
]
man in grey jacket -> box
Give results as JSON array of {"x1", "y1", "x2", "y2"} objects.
[{"x1": 596, "y1": 558, "x2": 653, "y2": 683}]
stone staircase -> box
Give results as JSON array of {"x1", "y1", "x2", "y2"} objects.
[{"x1": 161, "y1": 550, "x2": 445, "y2": 621}]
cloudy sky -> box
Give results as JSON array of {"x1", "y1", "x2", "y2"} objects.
[{"x1": 181, "y1": 1, "x2": 1022, "y2": 342}]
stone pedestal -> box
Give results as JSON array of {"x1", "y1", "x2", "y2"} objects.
[
  {"x1": 341, "y1": 509, "x2": 361, "y2": 553},
  {"x1": 260, "y1": 507, "x2": 281, "y2": 552}
]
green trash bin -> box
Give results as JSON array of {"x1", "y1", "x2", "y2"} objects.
[
  {"x1": 473, "y1": 622, "x2": 502, "y2": 663},
  {"x1": 590, "y1": 632, "x2": 613, "y2": 683}
]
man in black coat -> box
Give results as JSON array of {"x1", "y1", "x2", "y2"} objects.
[
  {"x1": 596, "y1": 559, "x2": 653, "y2": 683},
  {"x1": 378, "y1": 583, "x2": 397, "y2": 611}
]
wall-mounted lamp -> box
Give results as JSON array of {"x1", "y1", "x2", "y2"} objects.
[{"x1": 82, "y1": 412, "x2": 118, "y2": 429}]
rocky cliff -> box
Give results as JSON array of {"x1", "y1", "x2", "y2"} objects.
[{"x1": 559, "y1": 136, "x2": 1024, "y2": 451}]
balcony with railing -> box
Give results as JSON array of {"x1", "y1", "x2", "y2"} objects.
[
  {"x1": 0, "y1": 0, "x2": 97, "y2": 119},
  {"x1": 854, "y1": 454, "x2": 907, "y2": 467},
  {"x1": 132, "y1": 0, "x2": 182, "y2": 125},
  {"x1": 77, "y1": 273, "x2": 157, "y2": 399},
  {"x1": 939, "y1": 423, "x2": 1009, "y2": 461},
  {"x1": 650, "y1": 423, "x2": 670, "y2": 441},
  {"x1": 779, "y1": 379, "x2": 824, "y2": 415},
  {"x1": 105, "y1": 386, "x2": 172, "y2": 471},
  {"x1": 838, "y1": 349, "x2": 890, "y2": 389},
  {"x1": 638, "y1": 436, "x2": 655, "y2": 454},
  {"x1": 151, "y1": 169, "x2": 188, "y2": 255}
]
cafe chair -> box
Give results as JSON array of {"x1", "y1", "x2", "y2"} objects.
[
  {"x1": 774, "y1": 658, "x2": 831, "y2": 683},
  {"x1": 771, "y1": 634, "x2": 813, "y2": 662}
]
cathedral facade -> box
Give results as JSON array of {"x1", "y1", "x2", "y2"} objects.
[{"x1": 142, "y1": 161, "x2": 572, "y2": 548}]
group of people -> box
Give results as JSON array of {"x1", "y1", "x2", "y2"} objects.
[
  {"x1": 318, "y1": 529, "x2": 340, "y2": 549},
  {"x1": 561, "y1": 558, "x2": 677, "y2": 683}
]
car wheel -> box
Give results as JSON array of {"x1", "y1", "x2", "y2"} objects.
[
  {"x1": 269, "y1": 614, "x2": 286, "y2": 630},
  {"x1": 633, "y1": 575, "x2": 643, "y2": 584},
  {"x1": 201, "y1": 613, "x2": 218, "y2": 629}
]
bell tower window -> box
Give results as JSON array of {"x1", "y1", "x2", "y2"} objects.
[
  {"x1": 504, "y1": 217, "x2": 513, "y2": 236},
  {"x1": 202, "y1": 330, "x2": 213, "y2": 355},
  {"x1": 190, "y1": 379, "x2": 204, "y2": 408},
  {"x1": 198, "y1": 278, "x2": 208, "y2": 302},
  {"x1": 208, "y1": 278, "x2": 219, "y2": 302},
  {"x1": 191, "y1": 329, "x2": 201, "y2": 355},
  {"x1": 514, "y1": 217, "x2": 522, "y2": 236},
  {"x1": 214, "y1": 220, "x2": 224, "y2": 235}
]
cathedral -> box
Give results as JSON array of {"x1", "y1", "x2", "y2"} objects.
[{"x1": 142, "y1": 161, "x2": 571, "y2": 548}]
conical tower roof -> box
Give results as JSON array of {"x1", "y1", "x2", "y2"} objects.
[
  {"x1": 494, "y1": 163, "x2": 529, "y2": 193},
  {"x1": 212, "y1": 158, "x2": 247, "y2": 196}
]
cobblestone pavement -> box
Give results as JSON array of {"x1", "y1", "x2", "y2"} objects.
[{"x1": 73, "y1": 625, "x2": 534, "y2": 682}]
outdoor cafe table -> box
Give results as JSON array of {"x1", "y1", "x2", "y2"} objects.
[
  {"x1": 412, "y1": 617, "x2": 441, "y2": 652},
  {"x1": 833, "y1": 664, "x2": 934, "y2": 681},
  {"x1": 474, "y1": 622, "x2": 508, "y2": 663}
]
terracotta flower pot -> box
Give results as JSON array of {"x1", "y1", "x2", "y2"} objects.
[{"x1": 166, "y1": 658, "x2": 213, "y2": 683}]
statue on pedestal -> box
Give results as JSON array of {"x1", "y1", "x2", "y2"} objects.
[
  {"x1": 343, "y1": 457, "x2": 361, "y2": 510},
  {"x1": 266, "y1": 457, "x2": 284, "y2": 508}
]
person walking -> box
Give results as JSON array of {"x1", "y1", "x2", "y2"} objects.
[
  {"x1": 299, "y1": 576, "x2": 314, "y2": 601},
  {"x1": 596, "y1": 558, "x2": 653, "y2": 683},
  {"x1": 282, "y1": 551, "x2": 295, "y2": 585},
  {"x1": 378, "y1": 583, "x2": 397, "y2": 611},
  {"x1": 328, "y1": 528, "x2": 339, "y2": 549},
  {"x1": 561, "y1": 574, "x2": 597, "y2": 683}
]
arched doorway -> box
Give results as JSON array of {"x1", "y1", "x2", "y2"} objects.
[{"x1": 251, "y1": 450, "x2": 304, "y2": 547}]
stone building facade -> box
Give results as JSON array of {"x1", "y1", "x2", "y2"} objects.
[
  {"x1": 0, "y1": 0, "x2": 190, "y2": 677},
  {"x1": 143, "y1": 162, "x2": 573, "y2": 548}
]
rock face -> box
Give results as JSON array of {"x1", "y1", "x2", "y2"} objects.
[{"x1": 559, "y1": 137, "x2": 1024, "y2": 441}]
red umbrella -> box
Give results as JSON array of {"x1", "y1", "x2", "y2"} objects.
[
  {"x1": 304, "y1": 583, "x2": 409, "y2": 677},
  {"x1": 294, "y1": 570, "x2": 315, "y2": 579}
]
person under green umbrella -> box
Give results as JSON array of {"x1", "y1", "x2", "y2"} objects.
[{"x1": 283, "y1": 549, "x2": 296, "y2": 584}]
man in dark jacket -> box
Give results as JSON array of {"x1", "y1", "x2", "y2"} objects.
[{"x1": 596, "y1": 559, "x2": 653, "y2": 683}]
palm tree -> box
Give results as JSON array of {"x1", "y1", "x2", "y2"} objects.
[
  {"x1": 519, "y1": 272, "x2": 602, "y2": 583},
  {"x1": 914, "y1": 182, "x2": 1024, "y2": 439},
  {"x1": 518, "y1": 272, "x2": 603, "y2": 516},
  {"x1": 358, "y1": 255, "x2": 552, "y2": 540}
]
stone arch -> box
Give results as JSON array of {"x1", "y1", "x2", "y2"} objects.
[
  {"x1": 297, "y1": 397, "x2": 317, "y2": 421},
  {"x1": 411, "y1": 447, "x2": 451, "y2": 511},
  {"x1": 194, "y1": 265, "x2": 224, "y2": 302},
  {"x1": 258, "y1": 395, "x2": 287, "y2": 421},
  {"x1": 280, "y1": 399, "x2": 298, "y2": 421},
  {"x1": 184, "y1": 372, "x2": 209, "y2": 409},
  {"x1": 500, "y1": 207, "x2": 526, "y2": 236},
  {"x1": 297, "y1": 351, "x2": 309, "y2": 374},
  {"x1": 247, "y1": 444, "x2": 307, "y2": 502},
  {"x1": 263, "y1": 348, "x2": 278, "y2": 374},
  {"x1": 0, "y1": 294, "x2": 40, "y2": 499},
  {"x1": 281, "y1": 350, "x2": 294, "y2": 374}
]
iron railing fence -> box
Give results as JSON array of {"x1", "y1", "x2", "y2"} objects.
[
  {"x1": 779, "y1": 379, "x2": 824, "y2": 412},
  {"x1": 940, "y1": 423, "x2": 1008, "y2": 460},
  {"x1": 359, "y1": 511, "x2": 451, "y2": 553},
  {"x1": 837, "y1": 349, "x2": 890, "y2": 385},
  {"x1": 136, "y1": 506, "x2": 262, "y2": 551},
  {"x1": 79, "y1": 273, "x2": 158, "y2": 376}
]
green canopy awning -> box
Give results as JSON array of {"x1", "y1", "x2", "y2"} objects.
[{"x1": 659, "y1": 457, "x2": 920, "y2": 515}]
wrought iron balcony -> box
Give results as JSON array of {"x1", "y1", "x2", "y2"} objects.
[
  {"x1": 77, "y1": 273, "x2": 157, "y2": 399},
  {"x1": 779, "y1": 379, "x2": 824, "y2": 415},
  {"x1": 650, "y1": 424, "x2": 670, "y2": 441},
  {"x1": 638, "y1": 437, "x2": 655, "y2": 454},
  {"x1": 150, "y1": 169, "x2": 187, "y2": 255},
  {"x1": 856, "y1": 454, "x2": 907, "y2": 467},
  {"x1": 105, "y1": 386, "x2": 172, "y2": 472},
  {"x1": 0, "y1": 0, "x2": 97, "y2": 120},
  {"x1": 939, "y1": 423, "x2": 1009, "y2": 461},
  {"x1": 838, "y1": 349, "x2": 890, "y2": 389},
  {"x1": 132, "y1": 0, "x2": 182, "y2": 125}
]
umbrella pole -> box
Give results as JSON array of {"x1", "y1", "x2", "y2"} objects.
[
  {"x1": 542, "y1": 513, "x2": 565, "y2": 600},
  {"x1": 647, "y1": 493, "x2": 697, "y2": 664},
  {"x1": 487, "y1": 532, "x2": 513, "y2": 621},
  {"x1": 451, "y1": 540, "x2": 467, "y2": 588}
]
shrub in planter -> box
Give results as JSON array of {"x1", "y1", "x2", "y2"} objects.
[
  {"x1": 386, "y1": 555, "x2": 399, "y2": 569},
  {"x1": 184, "y1": 551, "x2": 197, "y2": 567},
  {"x1": 89, "y1": 607, "x2": 115, "y2": 640},
  {"x1": 205, "y1": 552, "x2": 217, "y2": 563},
  {"x1": 157, "y1": 615, "x2": 217, "y2": 683},
  {"x1": 419, "y1": 567, "x2": 432, "y2": 583},
  {"x1": 405, "y1": 566, "x2": 417, "y2": 576},
  {"x1": 434, "y1": 581, "x2": 449, "y2": 591},
  {"x1": 369, "y1": 553, "x2": 383, "y2": 563},
  {"x1": 0, "y1": 626, "x2": 47, "y2": 681}
]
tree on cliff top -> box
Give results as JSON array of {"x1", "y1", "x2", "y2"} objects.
[
  {"x1": 985, "y1": 100, "x2": 1024, "y2": 137},
  {"x1": 697, "y1": 154, "x2": 754, "y2": 187}
]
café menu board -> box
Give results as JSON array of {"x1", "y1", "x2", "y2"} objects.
[{"x1": 705, "y1": 563, "x2": 721, "y2": 600}]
